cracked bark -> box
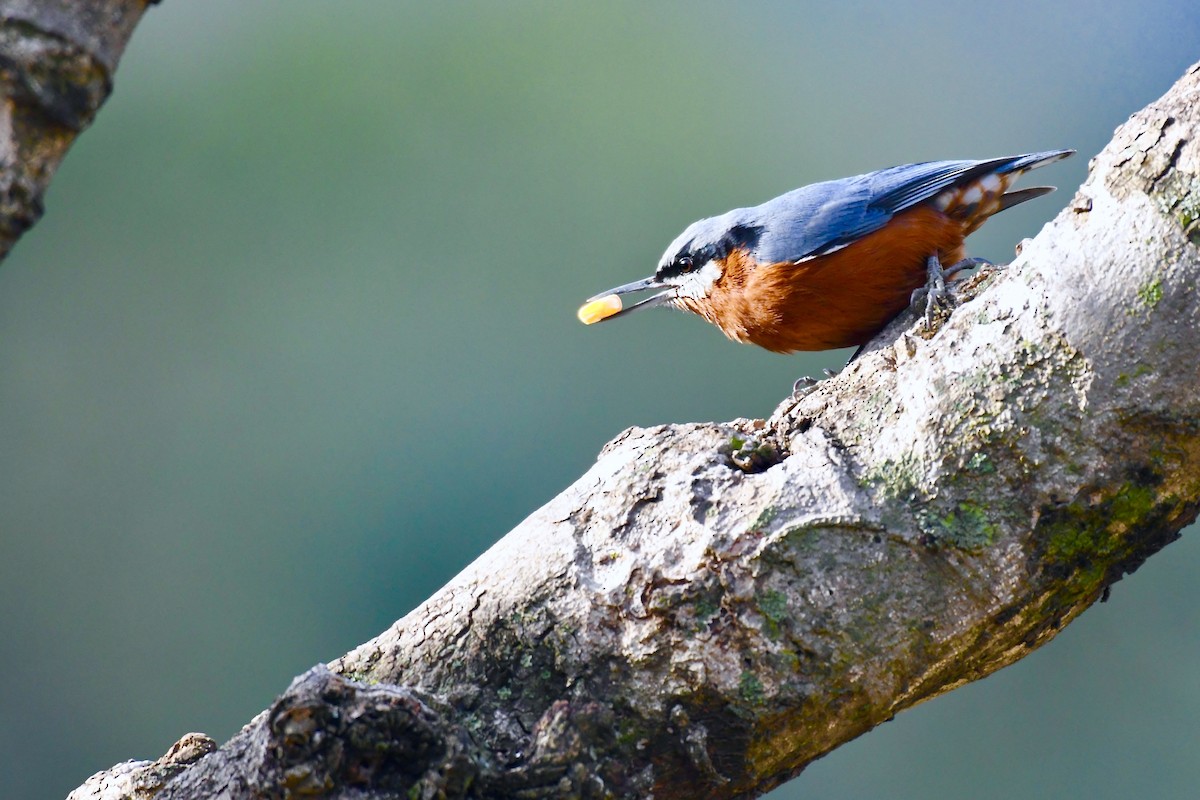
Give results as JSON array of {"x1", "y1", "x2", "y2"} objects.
[
  {"x1": 67, "y1": 63, "x2": 1200, "y2": 800},
  {"x1": 0, "y1": 0, "x2": 154, "y2": 260}
]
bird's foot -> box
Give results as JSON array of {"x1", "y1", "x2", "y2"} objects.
[
  {"x1": 791, "y1": 345, "x2": 868, "y2": 397},
  {"x1": 792, "y1": 369, "x2": 838, "y2": 397},
  {"x1": 910, "y1": 255, "x2": 994, "y2": 329}
]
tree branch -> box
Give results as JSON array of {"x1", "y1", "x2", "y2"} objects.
[
  {"x1": 69, "y1": 62, "x2": 1200, "y2": 800},
  {"x1": 0, "y1": 0, "x2": 153, "y2": 260}
]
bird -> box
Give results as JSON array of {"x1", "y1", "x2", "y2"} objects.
[{"x1": 578, "y1": 150, "x2": 1073, "y2": 354}]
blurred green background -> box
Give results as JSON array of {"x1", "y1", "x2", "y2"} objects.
[{"x1": 0, "y1": 2, "x2": 1196, "y2": 798}]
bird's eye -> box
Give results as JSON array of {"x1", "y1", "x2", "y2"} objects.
[{"x1": 677, "y1": 256, "x2": 694, "y2": 273}]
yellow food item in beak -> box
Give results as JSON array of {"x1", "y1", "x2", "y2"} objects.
[{"x1": 577, "y1": 294, "x2": 623, "y2": 325}]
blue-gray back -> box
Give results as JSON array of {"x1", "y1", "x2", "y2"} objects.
[{"x1": 732, "y1": 150, "x2": 1070, "y2": 264}]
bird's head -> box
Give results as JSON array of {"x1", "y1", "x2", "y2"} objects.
[{"x1": 578, "y1": 211, "x2": 761, "y2": 325}]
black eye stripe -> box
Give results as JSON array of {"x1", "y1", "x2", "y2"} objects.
[{"x1": 657, "y1": 243, "x2": 725, "y2": 280}]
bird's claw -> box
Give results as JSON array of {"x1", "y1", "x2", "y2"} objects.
[
  {"x1": 944, "y1": 256, "x2": 994, "y2": 278},
  {"x1": 792, "y1": 375, "x2": 820, "y2": 397},
  {"x1": 791, "y1": 368, "x2": 839, "y2": 398}
]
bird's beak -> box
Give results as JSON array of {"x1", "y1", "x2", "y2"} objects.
[{"x1": 578, "y1": 276, "x2": 673, "y2": 325}]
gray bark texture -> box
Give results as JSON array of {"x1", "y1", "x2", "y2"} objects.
[
  {"x1": 65, "y1": 61, "x2": 1200, "y2": 800},
  {"x1": 0, "y1": 0, "x2": 152, "y2": 260}
]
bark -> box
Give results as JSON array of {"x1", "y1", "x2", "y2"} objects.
[
  {"x1": 0, "y1": 0, "x2": 153, "y2": 261},
  {"x1": 67, "y1": 63, "x2": 1200, "y2": 800}
]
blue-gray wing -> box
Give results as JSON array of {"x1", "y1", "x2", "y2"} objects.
[{"x1": 748, "y1": 151, "x2": 1070, "y2": 264}]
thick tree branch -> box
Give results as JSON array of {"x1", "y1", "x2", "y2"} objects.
[
  {"x1": 70, "y1": 63, "x2": 1200, "y2": 800},
  {"x1": 0, "y1": 0, "x2": 153, "y2": 260}
]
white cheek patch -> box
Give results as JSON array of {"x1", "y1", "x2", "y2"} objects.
[{"x1": 671, "y1": 259, "x2": 725, "y2": 301}]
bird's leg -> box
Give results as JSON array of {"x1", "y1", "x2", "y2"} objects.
[
  {"x1": 918, "y1": 254, "x2": 949, "y2": 326},
  {"x1": 910, "y1": 255, "x2": 996, "y2": 328}
]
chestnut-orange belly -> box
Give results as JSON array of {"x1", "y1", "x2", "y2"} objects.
[{"x1": 694, "y1": 206, "x2": 967, "y2": 353}]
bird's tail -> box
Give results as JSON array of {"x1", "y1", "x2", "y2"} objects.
[
  {"x1": 946, "y1": 149, "x2": 1074, "y2": 232},
  {"x1": 991, "y1": 149, "x2": 1074, "y2": 216},
  {"x1": 995, "y1": 185, "x2": 1056, "y2": 213}
]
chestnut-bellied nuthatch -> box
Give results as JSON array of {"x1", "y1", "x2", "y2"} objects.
[{"x1": 579, "y1": 150, "x2": 1073, "y2": 353}]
